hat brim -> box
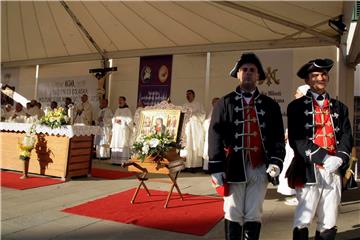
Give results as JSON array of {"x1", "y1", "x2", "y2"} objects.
[
  {"x1": 229, "y1": 59, "x2": 266, "y2": 80},
  {"x1": 297, "y1": 59, "x2": 333, "y2": 79}
]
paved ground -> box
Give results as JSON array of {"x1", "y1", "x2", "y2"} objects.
[{"x1": 1, "y1": 159, "x2": 360, "y2": 240}]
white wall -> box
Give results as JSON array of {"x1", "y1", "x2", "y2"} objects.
[
  {"x1": 109, "y1": 58, "x2": 139, "y2": 114},
  {"x1": 355, "y1": 64, "x2": 360, "y2": 96},
  {"x1": 171, "y1": 53, "x2": 207, "y2": 109}
]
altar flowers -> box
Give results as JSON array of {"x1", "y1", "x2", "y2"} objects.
[
  {"x1": 18, "y1": 124, "x2": 37, "y2": 179},
  {"x1": 40, "y1": 107, "x2": 69, "y2": 129},
  {"x1": 132, "y1": 132, "x2": 179, "y2": 163}
]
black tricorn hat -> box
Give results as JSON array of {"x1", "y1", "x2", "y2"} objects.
[
  {"x1": 297, "y1": 58, "x2": 334, "y2": 79},
  {"x1": 229, "y1": 53, "x2": 266, "y2": 80}
]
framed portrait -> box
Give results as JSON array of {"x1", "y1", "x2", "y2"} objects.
[{"x1": 138, "y1": 109, "x2": 182, "y2": 142}]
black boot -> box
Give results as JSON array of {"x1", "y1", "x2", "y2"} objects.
[
  {"x1": 243, "y1": 221, "x2": 261, "y2": 240},
  {"x1": 314, "y1": 227, "x2": 337, "y2": 240},
  {"x1": 293, "y1": 227, "x2": 308, "y2": 240},
  {"x1": 225, "y1": 219, "x2": 243, "y2": 240}
]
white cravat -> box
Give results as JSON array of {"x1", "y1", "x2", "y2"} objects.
[{"x1": 311, "y1": 92, "x2": 325, "y2": 108}]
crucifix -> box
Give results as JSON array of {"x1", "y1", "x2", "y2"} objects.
[{"x1": 89, "y1": 64, "x2": 117, "y2": 103}]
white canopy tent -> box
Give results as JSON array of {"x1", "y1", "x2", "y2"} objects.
[
  {"x1": 1, "y1": 1, "x2": 359, "y2": 122},
  {"x1": 1, "y1": 1, "x2": 358, "y2": 68}
]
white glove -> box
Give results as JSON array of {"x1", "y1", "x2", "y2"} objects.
[
  {"x1": 323, "y1": 155, "x2": 343, "y2": 173},
  {"x1": 266, "y1": 164, "x2": 281, "y2": 177},
  {"x1": 211, "y1": 172, "x2": 226, "y2": 186}
]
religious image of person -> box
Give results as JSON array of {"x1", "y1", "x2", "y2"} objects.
[
  {"x1": 181, "y1": 89, "x2": 206, "y2": 171},
  {"x1": 94, "y1": 99, "x2": 113, "y2": 159},
  {"x1": 141, "y1": 115, "x2": 152, "y2": 136},
  {"x1": 287, "y1": 59, "x2": 353, "y2": 240},
  {"x1": 110, "y1": 96, "x2": 133, "y2": 164},
  {"x1": 277, "y1": 84, "x2": 310, "y2": 206},
  {"x1": 153, "y1": 117, "x2": 166, "y2": 135},
  {"x1": 208, "y1": 52, "x2": 285, "y2": 240},
  {"x1": 74, "y1": 94, "x2": 93, "y2": 125},
  {"x1": 168, "y1": 115, "x2": 178, "y2": 137},
  {"x1": 94, "y1": 72, "x2": 110, "y2": 102}
]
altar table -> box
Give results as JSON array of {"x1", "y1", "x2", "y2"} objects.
[{"x1": 0, "y1": 122, "x2": 101, "y2": 180}]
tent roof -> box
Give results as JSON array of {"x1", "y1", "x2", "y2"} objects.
[{"x1": 1, "y1": 1, "x2": 356, "y2": 68}]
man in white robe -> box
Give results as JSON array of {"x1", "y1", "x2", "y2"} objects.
[
  {"x1": 9, "y1": 102, "x2": 27, "y2": 123},
  {"x1": 95, "y1": 99, "x2": 113, "y2": 159},
  {"x1": 26, "y1": 100, "x2": 45, "y2": 122},
  {"x1": 74, "y1": 94, "x2": 93, "y2": 125},
  {"x1": 181, "y1": 89, "x2": 206, "y2": 171},
  {"x1": 1, "y1": 104, "x2": 13, "y2": 121},
  {"x1": 110, "y1": 96, "x2": 133, "y2": 164},
  {"x1": 63, "y1": 97, "x2": 75, "y2": 124}
]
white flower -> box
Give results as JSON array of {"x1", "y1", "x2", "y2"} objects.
[
  {"x1": 22, "y1": 135, "x2": 36, "y2": 147},
  {"x1": 149, "y1": 138, "x2": 160, "y2": 148},
  {"x1": 142, "y1": 144, "x2": 149, "y2": 154},
  {"x1": 136, "y1": 135, "x2": 145, "y2": 142}
]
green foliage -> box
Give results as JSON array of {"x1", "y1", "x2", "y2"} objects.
[
  {"x1": 40, "y1": 107, "x2": 68, "y2": 129},
  {"x1": 132, "y1": 132, "x2": 180, "y2": 162}
]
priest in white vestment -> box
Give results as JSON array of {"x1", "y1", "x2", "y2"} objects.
[
  {"x1": 110, "y1": 96, "x2": 133, "y2": 164},
  {"x1": 181, "y1": 89, "x2": 206, "y2": 170},
  {"x1": 63, "y1": 97, "x2": 75, "y2": 124},
  {"x1": 95, "y1": 99, "x2": 113, "y2": 159},
  {"x1": 25, "y1": 100, "x2": 45, "y2": 122},
  {"x1": 74, "y1": 94, "x2": 93, "y2": 125},
  {"x1": 1, "y1": 104, "x2": 13, "y2": 121},
  {"x1": 9, "y1": 102, "x2": 27, "y2": 123},
  {"x1": 202, "y1": 97, "x2": 220, "y2": 171}
]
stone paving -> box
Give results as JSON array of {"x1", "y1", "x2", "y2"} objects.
[{"x1": 1, "y1": 160, "x2": 359, "y2": 240}]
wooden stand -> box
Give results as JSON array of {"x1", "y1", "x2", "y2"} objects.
[{"x1": 122, "y1": 154, "x2": 185, "y2": 208}]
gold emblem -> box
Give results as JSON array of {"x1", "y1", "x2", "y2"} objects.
[{"x1": 258, "y1": 67, "x2": 280, "y2": 86}]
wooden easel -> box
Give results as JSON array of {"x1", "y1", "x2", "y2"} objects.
[{"x1": 122, "y1": 158, "x2": 185, "y2": 208}]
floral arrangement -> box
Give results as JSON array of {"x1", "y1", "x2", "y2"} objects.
[
  {"x1": 40, "y1": 107, "x2": 69, "y2": 129},
  {"x1": 18, "y1": 124, "x2": 37, "y2": 160},
  {"x1": 132, "y1": 132, "x2": 179, "y2": 162}
]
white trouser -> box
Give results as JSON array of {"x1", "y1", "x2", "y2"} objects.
[
  {"x1": 224, "y1": 162, "x2": 268, "y2": 225},
  {"x1": 293, "y1": 167, "x2": 341, "y2": 232},
  {"x1": 96, "y1": 145, "x2": 110, "y2": 158}
]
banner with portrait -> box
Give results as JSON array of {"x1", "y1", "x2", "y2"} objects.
[{"x1": 137, "y1": 55, "x2": 172, "y2": 107}]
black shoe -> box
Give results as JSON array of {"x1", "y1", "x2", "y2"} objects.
[
  {"x1": 314, "y1": 227, "x2": 337, "y2": 240},
  {"x1": 293, "y1": 227, "x2": 308, "y2": 240},
  {"x1": 243, "y1": 221, "x2": 261, "y2": 240},
  {"x1": 225, "y1": 219, "x2": 243, "y2": 240}
]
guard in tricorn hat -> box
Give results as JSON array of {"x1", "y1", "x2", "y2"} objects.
[
  {"x1": 229, "y1": 53, "x2": 266, "y2": 81},
  {"x1": 287, "y1": 58, "x2": 353, "y2": 240},
  {"x1": 208, "y1": 52, "x2": 285, "y2": 240}
]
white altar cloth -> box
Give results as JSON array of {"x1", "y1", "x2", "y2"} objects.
[{"x1": 0, "y1": 122, "x2": 101, "y2": 138}]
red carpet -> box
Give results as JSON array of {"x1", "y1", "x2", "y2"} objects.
[
  {"x1": 91, "y1": 168, "x2": 135, "y2": 179},
  {"x1": 0, "y1": 171, "x2": 64, "y2": 190},
  {"x1": 63, "y1": 188, "x2": 224, "y2": 236}
]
